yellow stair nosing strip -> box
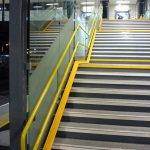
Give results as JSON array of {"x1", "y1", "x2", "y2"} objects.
[
  {"x1": 90, "y1": 59, "x2": 150, "y2": 63},
  {"x1": 97, "y1": 30, "x2": 150, "y2": 32},
  {"x1": 79, "y1": 64, "x2": 150, "y2": 70},
  {"x1": 0, "y1": 121, "x2": 9, "y2": 128},
  {"x1": 43, "y1": 61, "x2": 80, "y2": 150}
]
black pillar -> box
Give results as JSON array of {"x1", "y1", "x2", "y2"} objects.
[
  {"x1": 9, "y1": 0, "x2": 27, "y2": 149},
  {"x1": 2, "y1": 0, "x2": 5, "y2": 22}
]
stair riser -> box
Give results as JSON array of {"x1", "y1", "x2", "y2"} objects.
[
  {"x1": 66, "y1": 103, "x2": 150, "y2": 113},
  {"x1": 57, "y1": 131, "x2": 150, "y2": 145},
  {"x1": 62, "y1": 116, "x2": 150, "y2": 127},
  {"x1": 73, "y1": 82, "x2": 150, "y2": 90},
  {"x1": 70, "y1": 92, "x2": 150, "y2": 100}
]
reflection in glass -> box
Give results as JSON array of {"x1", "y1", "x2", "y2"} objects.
[{"x1": 27, "y1": 0, "x2": 102, "y2": 149}]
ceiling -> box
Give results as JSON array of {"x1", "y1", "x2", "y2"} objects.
[
  {"x1": 109, "y1": 0, "x2": 138, "y2": 4},
  {"x1": 0, "y1": 0, "x2": 138, "y2": 5}
]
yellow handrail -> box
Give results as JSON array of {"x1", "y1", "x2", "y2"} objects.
[
  {"x1": 79, "y1": 42, "x2": 89, "y2": 48},
  {"x1": 43, "y1": 20, "x2": 55, "y2": 31},
  {"x1": 21, "y1": 24, "x2": 80, "y2": 150},
  {"x1": 33, "y1": 27, "x2": 96, "y2": 149},
  {"x1": 79, "y1": 25, "x2": 90, "y2": 36},
  {"x1": 33, "y1": 42, "x2": 80, "y2": 150},
  {"x1": 21, "y1": 12, "x2": 98, "y2": 150},
  {"x1": 88, "y1": 16, "x2": 97, "y2": 35},
  {"x1": 43, "y1": 29, "x2": 97, "y2": 149},
  {"x1": 32, "y1": 30, "x2": 60, "y2": 33},
  {"x1": 99, "y1": 18, "x2": 103, "y2": 30},
  {"x1": 43, "y1": 61, "x2": 81, "y2": 150}
]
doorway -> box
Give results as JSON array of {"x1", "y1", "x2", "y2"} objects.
[{"x1": 115, "y1": 11, "x2": 130, "y2": 20}]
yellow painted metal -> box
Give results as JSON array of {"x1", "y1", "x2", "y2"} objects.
[
  {"x1": 0, "y1": 113, "x2": 9, "y2": 128},
  {"x1": 33, "y1": 21, "x2": 96, "y2": 148},
  {"x1": 30, "y1": 58, "x2": 42, "y2": 61},
  {"x1": 43, "y1": 20, "x2": 55, "y2": 31},
  {"x1": 87, "y1": 29, "x2": 95, "y2": 49},
  {"x1": 43, "y1": 61, "x2": 80, "y2": 150},
  {"x1": 88, "y1": 16, "x2": 96, "y2": 35},
  {"x1": 87, "y1": 30, "x2": 96, "y2": 62},
  {"x1": 0, "y1": 121, "x2": 9, "y2": 128},
  {"x1": 46, "y1": 29, "x2": 60, "y2": 32},
  {"x1": 31, "y1": 64, "x2": 38, "y2": 68},
  {"x1": 103, "y1": 19, "x2": 150, "y2": 21},
  {"x1": 43, "y1": 25, "x2": 97, "y2": 149},
  {"x1": 32, "y1": 30, "x2": 60, "y2": 33},
  {"x1": 99, "y1": 19, "x2": 103, "y2": 30},
  {"x1": 90, "y1": 59, "x2": 150, "y2": 63},
  {"x1": 32, "y1": 31, "x2": 92, "y2": 149},
  {"x1": 97, "y1": 30, "x2": 150, "y2": 32},
  {"x1": 79, "y1": 42, "x2": 88, "y2": 48},
  {"x1": 87, "y1": 19, "x2": 97, "y2": 50},
  {"x1": 79, "y1": 63, "x2": 150, "y2": 70},
  {"x1": 0, "y1": 113, "x2": 9, "y2": 120},
  {"x1": 21, "y1": 25, "x2": 80, "y2": 150},
  {"x1": 34, "y1": 42, "x2": 80, "y2": 150},
  {"x1": 42, "y1": 16, "x2": 150, "y2": 149},
  {"x1": 79, "y1": 25, "x2": 90, "y2": 36},
  {"x1": 21, "y1": 10, "x2": 99, "y2": 148}
]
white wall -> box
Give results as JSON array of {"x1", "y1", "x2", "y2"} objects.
[{"x1": 108, "y1": 4, "x2": 137, "y2": 20}]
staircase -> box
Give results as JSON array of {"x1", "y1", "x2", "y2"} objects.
[
  {"x1": 48, "y1": 20, "x2": 150, "y2": 149},
  {"x1": 102, "y1": 20, "x2": 150, "y2": 30},
  {"x1": 91, "y1": 32, "x2": 150, "y2": 61},
  {"x1": 46, "y1": 21, "x2": 66, "y2": 31},
  {"x1": 30, "y1": 21, "x2": 66, "y2": 70}
]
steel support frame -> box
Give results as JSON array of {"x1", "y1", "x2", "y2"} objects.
[{"x1": 9, "y1": 0, "x2": 27, "y2": 149}]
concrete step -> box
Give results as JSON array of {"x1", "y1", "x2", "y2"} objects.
[
  {"x1": 53, "y1": 138, "x2": 150, "y2": 150},
  {"x1": 68, "y1": 97, "x2": 150, "y2": 108}
]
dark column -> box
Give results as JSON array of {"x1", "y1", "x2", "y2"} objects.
[
  {"x1": 9, "y1": 0, "x2": 27, "y2": 149},
  {"x1": 102, "y1": 0, "x2": 109, "y2": 19},
  {"x1": 2, "y1": 0, "x2": 5, "y2": 22}
]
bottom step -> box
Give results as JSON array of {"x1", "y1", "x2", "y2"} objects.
[{"x1": 53, "y1": 138, "x2": 150, "y2": 150}]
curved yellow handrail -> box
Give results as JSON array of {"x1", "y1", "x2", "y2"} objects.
[
  {"x1": 33, "y1": 26, "x2": 96, "y2": 149},
  {"x1": 21, "y1": 13, "x2": 98, "y2": 150},
  {"x1": 79, "y1": 25, "x2": 90, "y2": 36},
  {"x1": 43, "y1": 20, "x2": 55, "y2": 31},
  {"x1": 33, "y1": 42, "x2": 80, "y2": 150},
  {"x1": 21, "y1": 24, "x2": 80, "y2": 150},
  {"x1": 43, "y1": 29, "x2": 97, "y2": 150},
  {"x1": 89, "y1": 16, "x2": 97, "y2": 35}
]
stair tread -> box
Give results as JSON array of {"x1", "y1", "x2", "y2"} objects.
[
  {"x1": 63, "y1": 108, "x2": 150, "y2": 121},
  {"x1": 96, "y1": 32, "x2": 150, "y2": 35},
  {"x1": 68, "y1": 97, "x2": 150, "y2": 107},
  {"x1": 87, "y1": 62, "x2": 150, "y2": 66},
  {"x1": 92, "y1": 51, "x2": 150, "y2": 54},
  {"x1": 91, "y1": 54, "x2": 150, "y2": 58},
  {"x1": 30, "y1": 50, "x2": 47, "y2": 52},
  {"x1": 89, "y1": 62, "x2": 150, "y2": 65},
  {"x1": 30, "y1": 40, "x2": 55, "y2": 43},
  {"x1": 93, "y1": 47, "x2": 150, "y2": 50},
  {"x1": 94, "y1": 43, "x2": 150, "y2": 46},
  {"x1": 94, "y1": 41, "x2": 150, "y2": 43},
  {"x1": 30, "y1": 47, "x2": 49, "y2": 49},
  {"x1": 102, "y1": 27, "x2": 150, "y2": 29},
  {"x1": 74, "y1": 78, "x2": 150, "y2": 85},
  {"x1": 58, "y1": 122, "x2": 150, "y2": 137},
  {"x1": 77, "y1": 70, "x2": 150, "y2": 77},
  {"x1": 53, "y1": 138, "x2": 150, "y2": 150},
  {"x1": 102, "y1": 24, "x2": 150, "y2": 25},
  {"x1": 30, "y1": 43, "x2": 51, "y2": 45},
  {"x1": 71, "y1": 87, "x2": 150, "y2": 96}
]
